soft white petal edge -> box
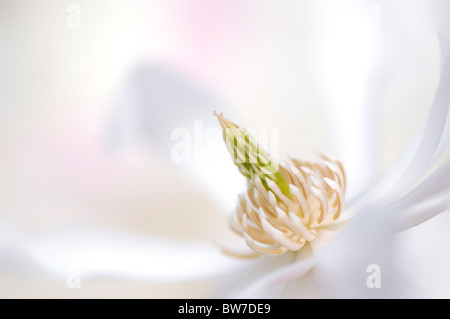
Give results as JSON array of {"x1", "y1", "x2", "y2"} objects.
[
  {"x1": 0, "y1": 226, "x2": 256, "y2": 282},
  {"x1": 352, "y1": 13, "x2": 450, "y2": 207},
  {"x1": 235, "y1": 259, "x2": 316, "y2": 298},
  {"x1": 396, "y1": 192, "x2": 450, "y2": 233}
]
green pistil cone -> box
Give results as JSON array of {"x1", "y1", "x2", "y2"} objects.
[{"x1": 215, "y1": 112, "x2": 292, "y2": 198}]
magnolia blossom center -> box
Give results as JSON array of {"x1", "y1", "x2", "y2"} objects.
[
  {"x1": 227, "y1": 157, "x2": 346, "y2": 257},
  {"x1": 215, "y1": 112, "x2": 346, "y2": 257}
]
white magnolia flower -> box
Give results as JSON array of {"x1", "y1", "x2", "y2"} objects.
[{"x1": 4, "y1": 59, "x2": 448, "y2": 297}]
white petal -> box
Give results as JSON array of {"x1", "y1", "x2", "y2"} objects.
[
  {"x1": 236, "y1": 259, "x2": 316, "y2": 298},
  {"x1": 399, "y1": 160, "x2": 450, "y2": 206},
  {"x1": 10, "y1": 228, "x2": 255, "y2": 282},
  {"x1": 395, "y1": 192, "x2": 450, "y2": 232},
  {"x1": 358, "y1": 41, "x2": 450, "y2": 207}
]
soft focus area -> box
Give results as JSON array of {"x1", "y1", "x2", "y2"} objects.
[{"x1": 0, "y1": 0, "x2": 449, "y2": 298}]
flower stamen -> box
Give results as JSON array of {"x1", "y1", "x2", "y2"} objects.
[{"x1": 215, "y1": 113, "x2": 346, "y2": 257}]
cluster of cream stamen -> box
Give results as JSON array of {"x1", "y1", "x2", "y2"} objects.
[
  {"x1": 227, "y1": 157, "x2": 345, "y2": 257},
  {"x1": 214, "y1": 112, "x2": 346, "y2": 257}
]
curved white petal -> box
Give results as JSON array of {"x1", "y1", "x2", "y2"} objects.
[
  {"x1": 381, "y1": 157, "x2": 450, "y2": 232},
  {"x1": 1, "y1": 227, "x2": 255, "y2": 282},
  {"x1": 313, "y1": 206, "x2": 422, "y2": 298},
  {"x1": 394, "y1": 159, "x2": 450, "y2": 207},
  {"x1": 355, "y1": 2, "x2": 450, "y2": 208},
  {"x1": 235, "y1": 258, "x2": 316, "y2": 298},
  {"x1": 395, "y1": 192, "x2": 450, "y2": 232}
]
